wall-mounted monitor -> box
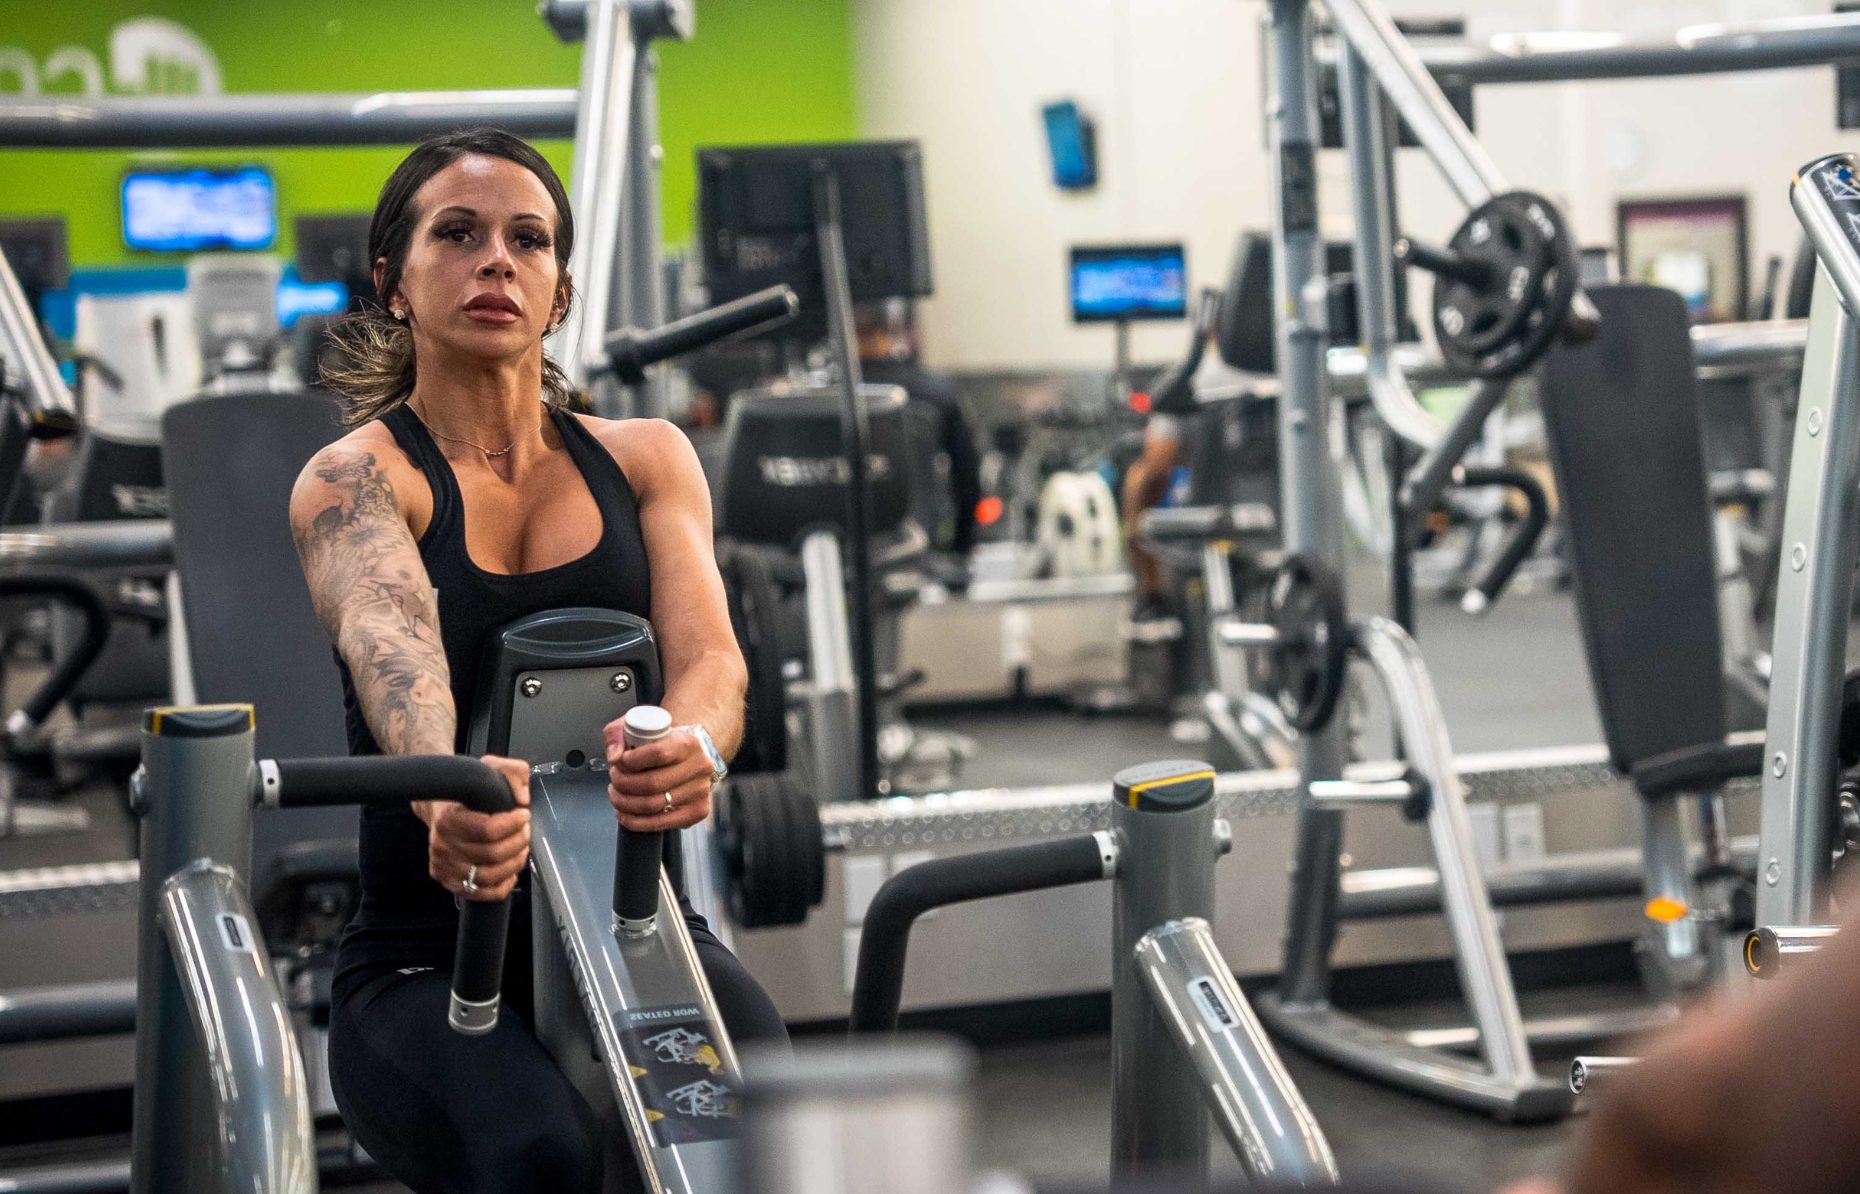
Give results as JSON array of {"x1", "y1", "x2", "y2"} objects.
[
  {"x1": 1069, "y1": 243, "x2": 1187, "y2": 323},
  {"x1": 1042, "y1": 100, "x2": 1098, "y2": 191},
  {"x1": 122, "y1": 166, "x2": 277, "y2": 253}
]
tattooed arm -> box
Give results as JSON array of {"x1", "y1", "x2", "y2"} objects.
[
  {"x1": 289, "y1": 437, "x2": 454, "y2": 756},
  {"x1": 289, "y1": 435, "x2": 530, "y2": 901}
]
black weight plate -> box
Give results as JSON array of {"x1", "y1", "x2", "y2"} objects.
[
  {"x1": 1434, "y1": 197, "x2": 1549, "y2": 358},
  {"x1": 1261, "y1": 555, "x2": 1348, "y2": 734},
  {"x1": 775, "y1": 772, "x2": 826, "y2": 914},
  {"x1": 721, "y1": 775, "x2": 766, "y2": 926},
  {"x1": 720, "y1": 545, "x2": 789, "y2": 775},
  {"x1": 1437, "y1": 192, "x2": 1579, "y2": 380},
  {"x1": 1462, "y1": 193, "x2": 1580, "y2": 380}
]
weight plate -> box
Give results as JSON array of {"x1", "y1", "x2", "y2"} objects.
[
  {"x1": 1430, "y1": 190, "x2": 1579, "y2": 380},
  {"x1": 1260, "y1": 555, "x2": 1349, "y2": 734},
  {"x1": 720, "y1": 545, "x2": 789, "y2": 774},
  {"x1": 720, "y1": 771, "x2": 823, "y2": 929}
]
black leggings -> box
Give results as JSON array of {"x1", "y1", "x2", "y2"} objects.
[{"x1": 329, "y1": 899, "x2": 786, "y2": 1194}]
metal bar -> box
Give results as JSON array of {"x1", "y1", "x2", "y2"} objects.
[
  {"x1": 1308, "y1": 778, "x2": 1416, "y2": 804},
  {"x1": 614, "y1": 38, "x2": 668, "y2": 418},
  {"x1": 1569, "y1": 1055, "x2": 1637, "y2": 1095},
  {"x1": 0, "y1": 246, "x2": 77, "y2": 425},
  {"x1": 1756, "y1": 259, "x2": 1860, "y2": 930},
  {"x1": 802, "y1": 531, "x2": 860, "y2": 807},
  {"x1": 1339, "y1": 834, "x2": 1759, "y2": 920},
  {"x1": 1399, "y1": 378, "x2": 1511, "y2": 533},
  {"x1": 1344, "y1": 15, "x2": 1860, "y2": 86},
  {"x1": 1337, "y1": 45, "x2": 1440, "y2": 450},
  {"x1": 1356, "y1": 618, "x2": 1544, "y2": 1098},
  {"x1": 814, "y1": 170, "x2": 882, "y2": 804},
  {"x1": 1406, "y1": 1006, "x2": 1678, "y2": 1054},
  {"x1": 1135, "y1": 918, "x2": 1339, "y2": 1185},
  {"x1": 0, "y1": 91, "x2": 578, "y2": 148},
  {"x1": 0, "y1": 978, "x2": 137, "y2": 1045},
  {"x1": 1266, "y1": 0, "x2": 1350, "y2": 1009},
  {"x1": 553, "y1": 0, "x2": 639, "y2": 392},
  {"x1": 1110, "y1": 767, "x2": 1219, "y2": 1181},
  {"x1": 1745, "y1": 924, "x2": 1839, "y2": 979},
  {"x1": 1640, "y1": 794, "x2": 1702, "y2": 970},
  {"x1": 157, "y1": 863, "x2": 316, "y2": 1194},
  {"x1": 131, "y1": 707, "x2": 260, "y2": 1194},
  {"x1": 1796, "y1": 154, "x2": 1860, "y2": 315},
  {"x1": 1322, "y1": 0, "x2": 1505, "y2": 207},
  {"x1": 0, "y1": 520, "x2": 173, "y2": 572}
]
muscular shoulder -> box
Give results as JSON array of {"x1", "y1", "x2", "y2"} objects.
[
  {"x1": 573, "y1": 414, "x2": 704, "y2": 500},
  {"x1": 289, "y1": 420, "x2": 431, "y2": 538}
]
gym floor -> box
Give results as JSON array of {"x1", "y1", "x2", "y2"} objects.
[{"x1": 1, "y1": 572, "x2": 1646, "y2": 1190}]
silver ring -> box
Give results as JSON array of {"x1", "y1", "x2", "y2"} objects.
[
  {"x1": 662, "y1": 792, "x2": 675, "y2": 814},
  {"x1": 462, "y1": 865, "x2": 480, "y2": 895}
]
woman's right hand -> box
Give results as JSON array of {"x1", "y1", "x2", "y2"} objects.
[{"x1": 413, "y1": 755, "x2": 532, "y2": 901}]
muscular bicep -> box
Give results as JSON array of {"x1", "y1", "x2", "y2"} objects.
[
  {"x1": 634, "y1": 427, "x2": 739, "y2": 676},
  {"x1": 289, "y1": 443, "x2": 455, "y2": 755}
]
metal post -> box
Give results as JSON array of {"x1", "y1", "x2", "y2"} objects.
[
  {"x1": 131, "y1": 705, "x2": 259, "y2": 1194},
  {"x1": 1134, "y1": 918, "x2": 1338, "y2": 1185},
  {"x1": 1756, "y1": 259, "x2": 1860, "y2": 929},
  {"x1": 1357, "y1": 620, "x2": 1535, "y2": 1089},
  {"x1": 741, "y1": 1039, "x2": 976, "y2": 1194},
  {"x1": 554, "y1": 0, "x2": 638, "y2": 397},
  {"x1": 813, "y1": 169, "x2": 882, "y2": 803},
  {"x1": 159, "y1": 862, "x2": 316, "y2": 1193},
  {"x1": 1336, "y1": 44, "x2": 1439, "y2": 451},
  {"x1": 1110, "y1": 761, "x2": 1218, "y2": 1181},
  {"x1": 615, "y1": 37, "x2": 668, "y2": 419},
  {"x1": 0, "y1": 245, "x2": 77, "y2": 426},
  {"x1": 1265, "y1": 0, "x2": 1349, "y2": 1006},
  {"x1": 801, "y1": 530, "x2": 862, "y2": 806},
  {"x1": 1639, "y1": 793, "x2": 1703, "y2": 978},
  {"x1": 1322, "y1": 0, "x2": 1503, "y2": 209}
]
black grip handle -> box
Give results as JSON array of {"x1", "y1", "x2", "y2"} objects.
[
  {"x1": 614, "y1": 825, "x2": 663, "y2": 935},
  {"x1": 267, "y1": 755, "x2": 516, "y2": 814},
  {"x1": 0, "y1": 575, "x2": 111, "y2": 730},
  {"x1": 1399, "y1": 376, "x2": 1511, "y2": 541},
  {"x1": 601, "y1": 285, "x2": 800, "y2": 385},
  {"x1": 449, "y1": 897, "x2": 513, "y2": 1035},
  {"x1": 1455, "y1": 465, "x2": 1549, "y2": 615}
]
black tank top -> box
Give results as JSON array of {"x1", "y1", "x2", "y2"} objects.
[{"x1": 335, "y1": 403, "x2": 651, "y2": 983}]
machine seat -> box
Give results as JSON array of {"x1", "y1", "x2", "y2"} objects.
[{"x1": 1631, "y1": 738, "x2": 1765, "y2": 800}]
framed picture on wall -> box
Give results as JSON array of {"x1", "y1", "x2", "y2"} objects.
[{"x1": 1617, "y1": 195, "x2": 1748, "y2": 323}]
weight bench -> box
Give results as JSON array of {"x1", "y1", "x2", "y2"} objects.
[{"x1": 1541, "y1": 284, "x2": 1761, "y2": 992}]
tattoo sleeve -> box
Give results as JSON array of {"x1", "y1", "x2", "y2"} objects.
[{"x1": 291, "y1": 448, "x2": 456, "y2": 757}]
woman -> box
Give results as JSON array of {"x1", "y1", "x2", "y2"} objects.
[{"x1": 289, "y1": 127, "x2": 785, "y2": 1193}]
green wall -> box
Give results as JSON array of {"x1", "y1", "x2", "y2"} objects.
[{"x1": 0, "y1": 0, "x2": 856, "y2": 270}]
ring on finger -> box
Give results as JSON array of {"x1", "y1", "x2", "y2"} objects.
[
  {"x1": 462, "y1": 864, "x2": 480, "y2": 895},
  {"x1": 662, "y1": 791, "x2": 675, "y2": 814}
]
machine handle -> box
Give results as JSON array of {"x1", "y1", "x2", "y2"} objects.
[
  {"x1": 1454, "y1": 465, "x2": 1550, "y2": 615},
  {"x1": 0, "y1": 574, "x2": 111, "y2": 732},
  {"x1": 613, "y1": 707, "x2": 673, "y2": 937},
  {"x1": 1397, "y1": 376, "x2": 1511, "y2": 539},
  {"x1": 849, "y1": 833, "x2": 1115, "y2": 1033},
  {"x1": 600, "y1": 285, "x2": 799, "y2": 385},
  {"x1": 260, "y1": 754, "x2": 519, "y2": 1036}
]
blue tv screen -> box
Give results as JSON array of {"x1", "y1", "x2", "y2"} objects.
[
  {"x1": 1042, "y1": 100, "x2": 1097, "y2": 191},
  {"x1": 1070, "y1": 244, "x2": 1187, "y2": 322},
  {"x1": 122, "y1": 166, "x2": 277, "y2": 252}
]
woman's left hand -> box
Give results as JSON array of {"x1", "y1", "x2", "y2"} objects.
[{"x1": 604, "y1": 720, "x2": 714, "y2": 832}]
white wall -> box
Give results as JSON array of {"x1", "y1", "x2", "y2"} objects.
[{"x1": 854, "y1": 0, "x2": 1855, "y2": 371}]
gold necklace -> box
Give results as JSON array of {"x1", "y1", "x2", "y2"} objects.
[{"x1": 411, "y1": 401, "x2": 541, "y2": 459}]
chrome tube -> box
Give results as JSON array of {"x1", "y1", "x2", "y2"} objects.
[
  {"x1": 1337, "y1": 44, "x2": 1441, "y2": 449},
  {"x1": 1569, "y1": 1055, "x2": 1636, "y2": 1096},
  {"x1": 1795, "y1": 155, "x2": 1860, "y2": 317},
  {"x1": 553, "y1": 0, "x2": 639, "y2": 389},
  {"x1": 0, "y1": 246, "x2": 76, "y2": 425},
  {"x1": 802, "y1": 529, "x2": 861, "y2": 805},
  {"x1": 0, "y1": 90, "x2": 577, "y2": 148},
  {"x1": 1356, "y1": 617, "x2": 1538, "y2": 1091},
  {"x1": 1322, "y1": 0, "x2": 1504, "y2": 207},
  {"x1": 1744, "y1": 924, "x2": 1839, "y2": 979},
  {"x1": 0, "y1": 520, "x2": 173, "y2": 573},
  {"x1": 158, "y1": 862, "x2": 316, "y2": 1194},
  {"x1": 1437, "y1": 16, "x2": 1860, "y2": 85},
  {"x1": 1756, "y1": 254, "x2": 1860, "y2": 929},
  {"x1": 1136, "y1": 918, "x2": 1338, "y2": 1186}
]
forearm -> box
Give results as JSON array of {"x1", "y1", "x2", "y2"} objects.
[
  {"x1": 336, "y1": 610, "x2": 458, "y2": 758},
  {"x1": 660, "y1": 646, "x2": 746, "y2": 759}
]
